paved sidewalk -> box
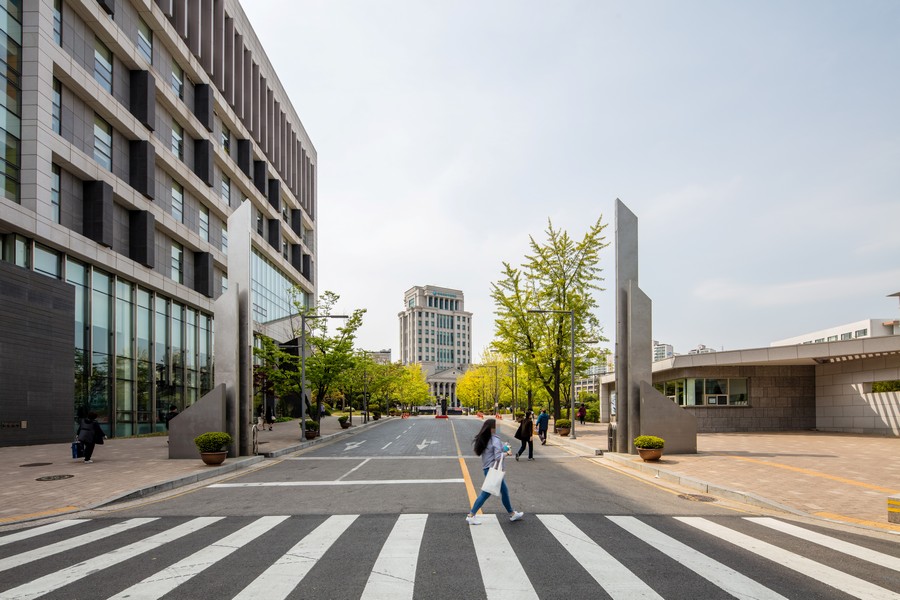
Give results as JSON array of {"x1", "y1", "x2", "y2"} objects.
[
  {"x1": 527, "y1": 420, "x2": 900, "y2": 532},
  {"x1": 0, "y1": 415, "x2": 377, "y2": 526},
  {"x1": 2, "y1": 415, "x2": 898, "y2": 533}
]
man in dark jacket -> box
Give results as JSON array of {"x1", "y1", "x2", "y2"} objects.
[
  {"x1": 536, "y1": 409, "x2": 550, "y2": 445},
  {"x1": 77, "y1": 412, "x2": 105, "y2": 463}
]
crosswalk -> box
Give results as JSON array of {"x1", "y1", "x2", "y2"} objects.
[{"x1": 0, "y1": 513, "x2": 897, "y2": 599}]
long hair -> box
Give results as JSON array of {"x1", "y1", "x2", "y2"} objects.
[{"x1": 472, "y1": 418, "x2": 496, "y2": 456}]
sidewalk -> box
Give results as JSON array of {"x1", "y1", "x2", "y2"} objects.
[
  {"x1": 1, "y1": 416, "x2": 898, "y2": 533},
  {"x1": 536, "y1": 420, "x2": 900, "y2": 532},
  {"x1": 0, "y1": 415, "x2": 375, "y2": 526}
]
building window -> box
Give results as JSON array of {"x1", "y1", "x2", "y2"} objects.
[
  {"x1": 855, "y1": 329, "x2": 868, "y2": 338},
  {"x1": 221, "y1": 126, "x2": 230, "y2": 153},
  {"x1": 256, "y1": 210, "x2": 263, "y2": 235},
  {"x1": 840, "y1": 332, "x2": 852, "y2": 341},
  {"x1": 52, "y1": 78, "x2": 61, "y2": 134},
  {"x1": 171, "y1": 62, "x2": 184, "y2": 99},
  {"x1": 171, "y1": 182, "x2": 183, "y2": 223},
  {"x1": 221, "y1": 275, "x2": 228, "y2": 292},
  {"x1": 655, "y1": 377, "x2": 749, "y2": 407},
  {"x1": 33, "y1": 244, "x2": 60, "y2": 278},
  {"x1": 221, "y1": 224, "x2": 228, "y2": 253},
  {"x1": 171, "y1": 242, "x2": 183, "y2": 284},
  {"x1": 51, "y1": 164, "x2": 60, "y2": 223},
  {"x1": 220, "y1": 175, "x2": 230, "y2": 204},
  {"x1": 137, "y1": 19, "x2": 152, "y2": 64},
  {"x1": 53, "y1": 0, "x2": 62, "y2": 45},
  {"x1": 281, "y1": 241, "x2": 288, "y2": 260},
  {"x1": 94, "y1": 38, "x2": 112, "y2": 93},
  {"x1": 93, "y1": 115, "x2": 112, "y2": 170},
  {"x1": 171, "y1": 122, "x2": 183, "y2": 160},
  {"x1": 199, "y1": 204, "x2": 209, "y2": 241}
]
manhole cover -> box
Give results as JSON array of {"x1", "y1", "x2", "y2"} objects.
[
  {"x1": 678, "y1": 494, "x2": 717, "y2": 502},
  {"x1": 20, "y1": 462, "x2": 53, "y2": 467},
  {"x1": 36, "y1": 474, "x2": 74, "y2": 481}
]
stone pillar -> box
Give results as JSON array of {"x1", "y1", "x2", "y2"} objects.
[{"x1": 615, "y1": 199, "x2": 638, "y2": 453}]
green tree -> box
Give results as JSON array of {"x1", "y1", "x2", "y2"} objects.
[{"x1": 491, "y1": 217, "x2": 609, "y2": 420}]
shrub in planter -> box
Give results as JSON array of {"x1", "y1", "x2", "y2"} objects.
[
  {"x1": 194, "y1": 432, "x2": 232, "y2": 453},
  {"x1": 302, "y1": 419, "x2": 319, "y2": 432},
  {"x1": 555, "y1": 419, "x2": 571, "y2": 429},
  {"x1": 373, "y1": 411, "x2": 381, "y2": 420},
  {"x1": 633, "y1": 435, "x2": 665, "y2": 449},
  {"x1": 337, "y1": 415, "x2": 349, "y2": 424}
]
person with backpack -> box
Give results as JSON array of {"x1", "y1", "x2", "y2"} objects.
[
  {"x1": 514, "y1": 410, "x2": 534, "y2": 461},
  {"x1": 465, "y1": 418, "x2": 524, "y2": 526}
]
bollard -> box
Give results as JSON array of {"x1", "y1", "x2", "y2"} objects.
[
  {"x1": 889, "y1": 495, "x2": 900, "y2": 524},
  {"x1": 607, "y1": 422, "x2": 617, "y2": 452}
]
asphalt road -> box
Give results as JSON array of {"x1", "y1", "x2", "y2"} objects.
[{"x1": 2, "y1": 418, "x2": 898, "y2": 599}]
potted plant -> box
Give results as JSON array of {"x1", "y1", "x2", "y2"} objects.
[
  {"x1": 302, "y1": 418, "x2": 319, "y2": 439},
  {"x1": 555, "y1": 418, "x2": 571, "y2": 436},
  {"x1": 373, "y1": 411, "x2": 381, "y2": 421},
  {"x1": 633, "y1": 435, "x2": 665, "y2": 461},
  {"x1": 194, "y1": 431, "x2": 232, "y2": 465},
  {"x1": 338, "y1": 415, "x2": 351, "y2": 429}
]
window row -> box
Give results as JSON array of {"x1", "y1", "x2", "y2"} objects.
[{"x1": 654, "y1": 378, "x2": 749, "y2": 407}]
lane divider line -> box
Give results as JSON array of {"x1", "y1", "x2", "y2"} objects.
[{"x1": 450, "y1": 418, "x2": 478, "y2": 508}]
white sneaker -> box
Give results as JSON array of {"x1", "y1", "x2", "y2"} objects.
[
  {"x1": 83, "y1": 460, "x2": 93, "y2": 464},
  {"x1": 465, "y1": 515, "x2": 481, "y2": 525},
  {"x1": 509, "y1": 511, "x2": 524, "y2": 522}
]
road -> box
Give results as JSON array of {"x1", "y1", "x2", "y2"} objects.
[{"x1": 1, "y1": 417, "x2": 898, "y2": 599}]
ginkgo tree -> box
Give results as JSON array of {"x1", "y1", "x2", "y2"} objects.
[{"x1": 491, "y1": 217, "x2": 609, "y2": 420}]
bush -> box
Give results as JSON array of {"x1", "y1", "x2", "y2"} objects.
[
  {"x1": 389, "y1": 409, "x2": 400, "y2": 416},
  {"x1": 633, "y1": 435, "x2": 665, "y2": 449},
  {"x1": 337, "y1": 415, "x2": 348, "y2": 424},
  {"x1": 555, "y1": 419, "x2": 571, "y2": 429},
  {"x1": 302, "y1": 418, "x2": 319, "y2": 431},
  {"x1": 194, "y1": 432, "x2": 232, "y2": 453},
  {"x1": 586, "y1": 408, "x2": 600, "y2": 423},
  {"x1": 373, "y1": 411, "x2": 381, "y2": 420},
  {"x1": 514, "y1": 411, "x2": 525, "y2": 422},
  {"x1": 275, "y1": 416, "x2": 293, "y2": 423}
]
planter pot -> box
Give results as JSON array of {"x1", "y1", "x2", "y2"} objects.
[
  {"x1": 305, "y1": 430, "x2": 318, "y2": 440},
  {"x1": 339, "y1": 422, "x2": 351, "y2": 429},
  {"x1": 637, "y1": 448, "x2": 663, "y2": 462},
  {"x1": 556, "y1": 427, "x2": 570, "y2": 437},
  {"x1": 199, "y1": 451, "x2": 227, "y2": 466}
]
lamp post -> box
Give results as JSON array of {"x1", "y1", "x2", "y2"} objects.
[
  {"x1": 300, "y1": 313, "x2": 348, "y2": 441},
  {"x1": 358, "y1": 350, "x2": 377, "y2": 424},
  {"x1": 485, "y1": 364, "x2": 499, "y2": 415},
  {"x1": 528, "y1": 309, "x2": 577, "y2": 439}
]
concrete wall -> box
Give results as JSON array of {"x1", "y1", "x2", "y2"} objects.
[
  {"x1": 816, "y1": 355, "x2": 900, "y2": 435},
  {"x1": 0, "y1": 262, "x2": 75, "y2": 445},
  {"x1": 658, "y1": 365, "x2": 816, "y2": 433}
]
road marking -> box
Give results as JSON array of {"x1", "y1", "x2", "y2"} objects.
[
  {"x1": 470, "y1": 514, "x2": 539, "y2": 599},
  {"x1": 0, "y1": 517, "x2": 221, "y2": 600},
  {"x1": 210, "y1": 479, "x2": 465, "y2": 487},
  {"x1": 285, "y1": 456, "x2": 476, "y2": 460},
  {"x1": 745, "y1": 517, "x2": 900, "y2": 571},
  {"x1": 108, "y1": 516, "x2": 289, "y2": 599},
  {"x1": 416, "y1": 439, "x2": 439, "y2": 450},
  {"x1": 450, "y1": 418, "x2": 478, "y2": 507},
  {"x1": 337, "y1": 458, "x2": 371, "y2": 481},
  {"x1": 344, "y1": 440, "x2": 367, "y2": 451},
  {"x1": 0, "y1": 519, "x2": 87, "y2": 547},
  {"x1": 607, "y1": 516, "x2": 786, "y2": 600},
  {"x1": 728, "y1": 456, "x2": 899, "y2": 494},
  {"x1": 233, "y1": 515, "x2": 357, "y2": 600},
  {"x1": 0, "y1": 517, "x2": 157, "y2": 573},
  {"x1": 0, "y1": 506, "x2": 81, "y2": 524},
  {"x1": 361, "y1": 514, "x2": 427, "y2": 599},
  {"x1": 676, "y1": 517, "x2": 899, "y2": 600},
  {"x1": 382, "y1": 442, "x2": 393, "y2": 450},
  {"x1": 812, "y1": 512, "x2": 900, "y2": 533}
]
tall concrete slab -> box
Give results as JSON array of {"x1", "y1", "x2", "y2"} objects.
[
  {"x1": 640, "y1": 382, "x2": 697, "y2": 454},
  {"x1": 213, "y1": 286, "x2": 240, "y2": 456},
  {"x1": 168, "y1": 384, "x2": 227, "y2": 459},
  {"x1": 615, "y1": 199, "x2": 638, "y2": 452},
  {"x1": 627, "y1": 281, "x2": 652, "y2": 451}
]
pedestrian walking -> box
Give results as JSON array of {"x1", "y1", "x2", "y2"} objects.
[
  {"x1": 577, "y1": 403, "x2": 587, "y2": 425},
  {"x1": 265, "y1": 403, "x2": 276, "y2": 431},
  {"x1": 536, "y1": 408, "x2": 550, "y2": 445},
  {"x1": 465, "y1": 418, "x2": 524, "y2": 525},
  {"x1": 77, "y1": 411, "x2": 105, "y2": 464},
  {"x1": 514, "y1": 411, "x2": 534, "y2": 461}
]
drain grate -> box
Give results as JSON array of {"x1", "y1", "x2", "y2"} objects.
[
  {"x1": 678, "y1": 493, "x2": 717, "y2": 502},
  {"x1": 20, "y1": 462, "x2": 53, "y2": 467},
  {"x1": 36, "y1": 474, "x2": 74, "y2": 481}
]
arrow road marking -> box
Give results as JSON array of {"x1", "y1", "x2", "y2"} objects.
[
  {"x1": 416, "y1": 439, "x2": 439, "y2": 451},
  {"x1": 344, "y1": 440, "x2": 367, "y2": 451}
]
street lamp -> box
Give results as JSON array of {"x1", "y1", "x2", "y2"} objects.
[
  {"x1": 528, "y1": 309, "x2": 577, "y2": 439},
  {"x1": 300, "y1": 313, "x2": 348, "y2": 441}
]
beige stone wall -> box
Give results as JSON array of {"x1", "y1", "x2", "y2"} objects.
[{"x1": 816, "y1": 354, "x2": 900, "y2": 435}]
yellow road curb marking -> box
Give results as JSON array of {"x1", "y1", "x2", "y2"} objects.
[
  {"x1": 0, "y1": 506, "x2": 80, "y2": 524},
  {"x1": 450, "y1": 419, "x2": 478, "y2": 510},
  {"x1": 729, "y1": 456, "x2": 899, "y2": 494},
  {"x1": 813, "y1": 511, "x2": 900, "y2": 533}
]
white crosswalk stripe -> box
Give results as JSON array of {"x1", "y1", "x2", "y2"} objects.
[
  {"x1": 361, "y1": 513, "x2": 427, "y2": 599},
  {"x1": 0, "y1": 513, "x2": 896, "y2": 599},
  {"x1": 469, "y1": 514, "x2": 539, "y2": 600},
  {"x1": 676, "y1": 517, "x2": 900, "y2": 600}
]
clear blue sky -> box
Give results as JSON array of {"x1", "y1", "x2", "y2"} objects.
[{"x1": 243, "y1": 0, "x2": 900, "y2": 358}]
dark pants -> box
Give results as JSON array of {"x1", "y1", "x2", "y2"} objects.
[
  {"x1": 517, "y1": 438, "x2": 533, "y2": 459},
  {"x1": 538, "y1": 428, "x2": 548, "y2": 444},
  {"x1": 83, "y1": 442, "x2": 96, "y2": 460}
]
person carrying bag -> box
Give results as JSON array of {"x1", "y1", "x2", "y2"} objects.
[{"x1": 465, "y1": 418, "x2": 524, "y2": 526}]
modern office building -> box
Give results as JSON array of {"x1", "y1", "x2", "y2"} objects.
[
  {"x1": 0, "y1": 0, "x2": 317, "y2": 446},
  {"x1": 771, "y1": 318, "x2": 899, "y2": 347},
  {"x1": 652, "y1": 340, "x2": 674, "y2": 362},
  {"x1": 398, "y1": 285, "x2": 472, "y2": 407}
]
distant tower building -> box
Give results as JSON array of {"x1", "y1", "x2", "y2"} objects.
[
  {"x1": 688, "y1": 344, "x2": 716, "y2": 355},
  {"x1": 398, "y1": 285, "x2": 472, "y2": 407},
  {"x1": 653, "y1": 340, "x2": 674, "y2": 362}
]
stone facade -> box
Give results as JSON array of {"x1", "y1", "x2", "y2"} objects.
[{"x1": 816, "y1": 354, "x2": 900, "y2": 435}]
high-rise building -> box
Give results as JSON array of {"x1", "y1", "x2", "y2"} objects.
[
  {"x1": 0, "y1": 0, "x2": 316, "y2": 445},
  {"x1": 653, "y1": 340, "x2": 674, "y2": 362},
  {"x1": 398, "y1": 285, "x2": 472, "y2": 407}
]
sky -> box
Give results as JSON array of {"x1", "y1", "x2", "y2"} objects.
[{"x1": 241, "y1": 0, "x2": 900, "y2": 359}]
